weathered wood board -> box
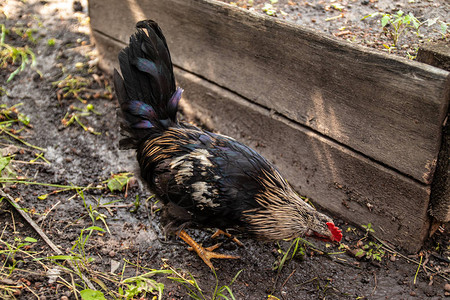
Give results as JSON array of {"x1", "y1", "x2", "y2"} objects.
[
  {"x1": 418, "y1": 42, "x2": 450, "y2": 72},
  {"x1": 89, "y1": 0, "x2": 450, "y2": 251},
  {"x1": 417, "y1": 42, "x2": 450, "y2": 223},
  {"x1": 89, "y1": 0, "x2": 450, "y2": 185}
]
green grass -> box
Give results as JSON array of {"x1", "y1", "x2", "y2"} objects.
[
  {"x1": 0, "y1": 103, "x2": 45, "y2": 151},
  {"x1": 60, "y1": 104, "x2": 102, "y2": 135},
  {"x1": 53, "y1": 75, "x2": 90, "y2": 103},
  {"x1": 362, "y1": 10, "x2": 449, "y2": 54},
  {"x1": 0, "y1": 24, "x2": 38, "y2": 82}
]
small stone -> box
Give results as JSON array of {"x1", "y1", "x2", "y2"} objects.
[
  {"x1": 109, "y1": 250, "x2": 116, "y2": 258},
  {"x1": 32, "y1": 73, "x2": 41, "y2": 82},
  {"x1": 73, "y1": 1, "x2": 83, "y2": 12},
  {"x1": 128, "y1": 177, "x2": 138, "y2": 188},
  {"x1": 47, "y1": 268, "x2": 61, "y2": 284},
  {"x1": 444, "y1": 283, "x2": 450, "y2": 292},
  {"x1": 445, "y1": 292, "x2": 450, "y2": 297},
  {"x1": 390, "y1": 255, "x2": 396, "y2": 262},
  {"x1": 361, "y1": 277, "x2": 370, "y2": 284},
  {"x1": 409, "y1": 291, "x2": 416, "y2": 296},
  {"x1": 423, "y1": 285, "x2": 437, "y2": 297},
  {"x1": 111, "y1": 259, "x2": 121, "y2": 273},
  {"x1": 61, "y1": 296, "x2": 69, "y2": 300}
]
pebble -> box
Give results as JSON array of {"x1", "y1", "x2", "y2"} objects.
[
  {"x1": 109, "y1": 250, "x2": 116, "y2": 258},
  {"x1": 390, "y1": 255, "x2": 396, "y2": 262},
  {"x1": 32, "y1": 73, "x2": 41, "y2": 82},
  {"x1": 423, "y1": 285, "x2": 437, "y2": 297},
  {"x1": 444, "y1": 283, "x2": 450, "y2": 292},
  {"x1": 61, "y1": 296, "x2": 68, "y2": 300},
  {"x1": 73, "y1": 1, "x2": 83, "y2": 12},
  {"x1": 409, "y1": 291, "x2": 416, "y2": 296}
]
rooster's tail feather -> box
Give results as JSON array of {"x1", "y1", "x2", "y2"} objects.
[{"x1": 114, "y1": 19, "x2": 182, "y2": 148}]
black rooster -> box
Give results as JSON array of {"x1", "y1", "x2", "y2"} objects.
[{"x1": 114, "y1": 20, "x2": 342, "y2": 270}]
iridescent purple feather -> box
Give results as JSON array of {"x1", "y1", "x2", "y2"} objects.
[
  {"x1": 125, "y1": 101, "x2": 157, "y2": 120},
  {"x1": 167, "y1": 87, "x2": 183, "y2": 116},
  {"x1": 136, "y1": 57, "x2": 158, "y2": 78}
]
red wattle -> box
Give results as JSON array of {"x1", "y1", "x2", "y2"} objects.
[{"x1": 326, "y1": 222, "x2": 343, "y2": 242}]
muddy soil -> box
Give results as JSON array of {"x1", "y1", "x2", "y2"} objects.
[{"x1": 0, "y1": 0, "x2": 449, "y2": 299}]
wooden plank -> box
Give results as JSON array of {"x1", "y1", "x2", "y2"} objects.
[
  {"x1": 89, "y1": 0, "x2": 450, "y2": 184},
  {"x1": 417, "y1": 41, "x2": 450, "y2": 72},
  {"x1": 175, "y1": 67, "x2": 430, "y2": 252},
  {"x1": 417, "y1": 42, "x2": 450, "y2": 222},
  {"x1": 429, "y1": 117, "x2": 450, "y2": 222}
]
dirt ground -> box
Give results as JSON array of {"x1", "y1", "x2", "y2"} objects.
[
  {"x1": 220, "y1": 0, "x2": 449, "y2": 58},
  {"x1": 0, "y1": 0, "x2": 449, "y2": 299}
]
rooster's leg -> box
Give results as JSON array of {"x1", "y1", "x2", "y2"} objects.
[
  {"x1": 177, "y1": 230, "x2": 240, "y2": 270},
  {"x1": 211, "y1": 229, "x2": 244, "y2": 247}
]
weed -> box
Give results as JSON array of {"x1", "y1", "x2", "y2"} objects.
[
  {"x1": 12, "y1": 26, "x2": 37, "y2": 44},
  {"x1": 53, "y1": 74, "x2": 89, "y2": 103},
  {"x1": 128, "y1": 195, "x2": 140, "y2": 213},
  {"x1": 355, "y1": 241, "x2": 385, "y2": 261},
  {"x1": 0, "y1": 179, "x2": 101, "y2": 193},
  {"x1": 262, "y1": 3, "x2": 276, "y2": 16},
  {"x1": 0, "y1": 232, "x2": 42, "y2": 299},
  {"x1": 105, "y1": 172, "x2": 133, "y2": 193},
  {"x1": 0, "y1": 103, "x2": 45, "y2": 151},
  {"x1": 0, "y1": 156, "x2": 16, "y2": 183},
  {"x1": 362, "y1": 10, "x2": 449, "y2": 49},
  {"x1": 362, "y1": 10, "x2": 420, "y2": 47},
  {"x1": 273, "y1": 238, "x2": 305, "y2": 272},
  {"x1": 120, "y1": 269, "x2": 170, "y2": 300},
  {"x1": 53, "y1": 74, "x2": 113, "y2": 104},
  {"x1": 0, "y1": 103, "x2": 30, "y2": 127},
  {"x1": 406, "y1": 49, "x2": 418, "y2": 60},
  {"x1": 74, "y1": 188, "x2": 113, "y2": 234},
  {"x1": 361, "y1": 223, "x2": 374, "y2": 236},
  {"x1": 355, "y1": 223, "x2": 385, "y2": 261},
  {"x1": 0, "y1": 24, "x2": 38, "y2": 82},
  {"x1": 413, "y1": 252, "x2": 423, "y2": 285},
  {"x1": 79, "y1": 289, "x2": 108, "y2": 300},
  {"x1": 45, "y1": 225, "x2": 105, "y2": 293},
  {"x1": 61, "y1": 104, "x2": 101, "y2": 135},
  {"x1": 167, "y1": 264, "x2": 242, "y2": 300},
  {"x1": 425, "y1": 17, "x2": 449, "y2": 39},
  {"x1": 0, "y1": 236, "x2": 37, "y2": 275}
]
